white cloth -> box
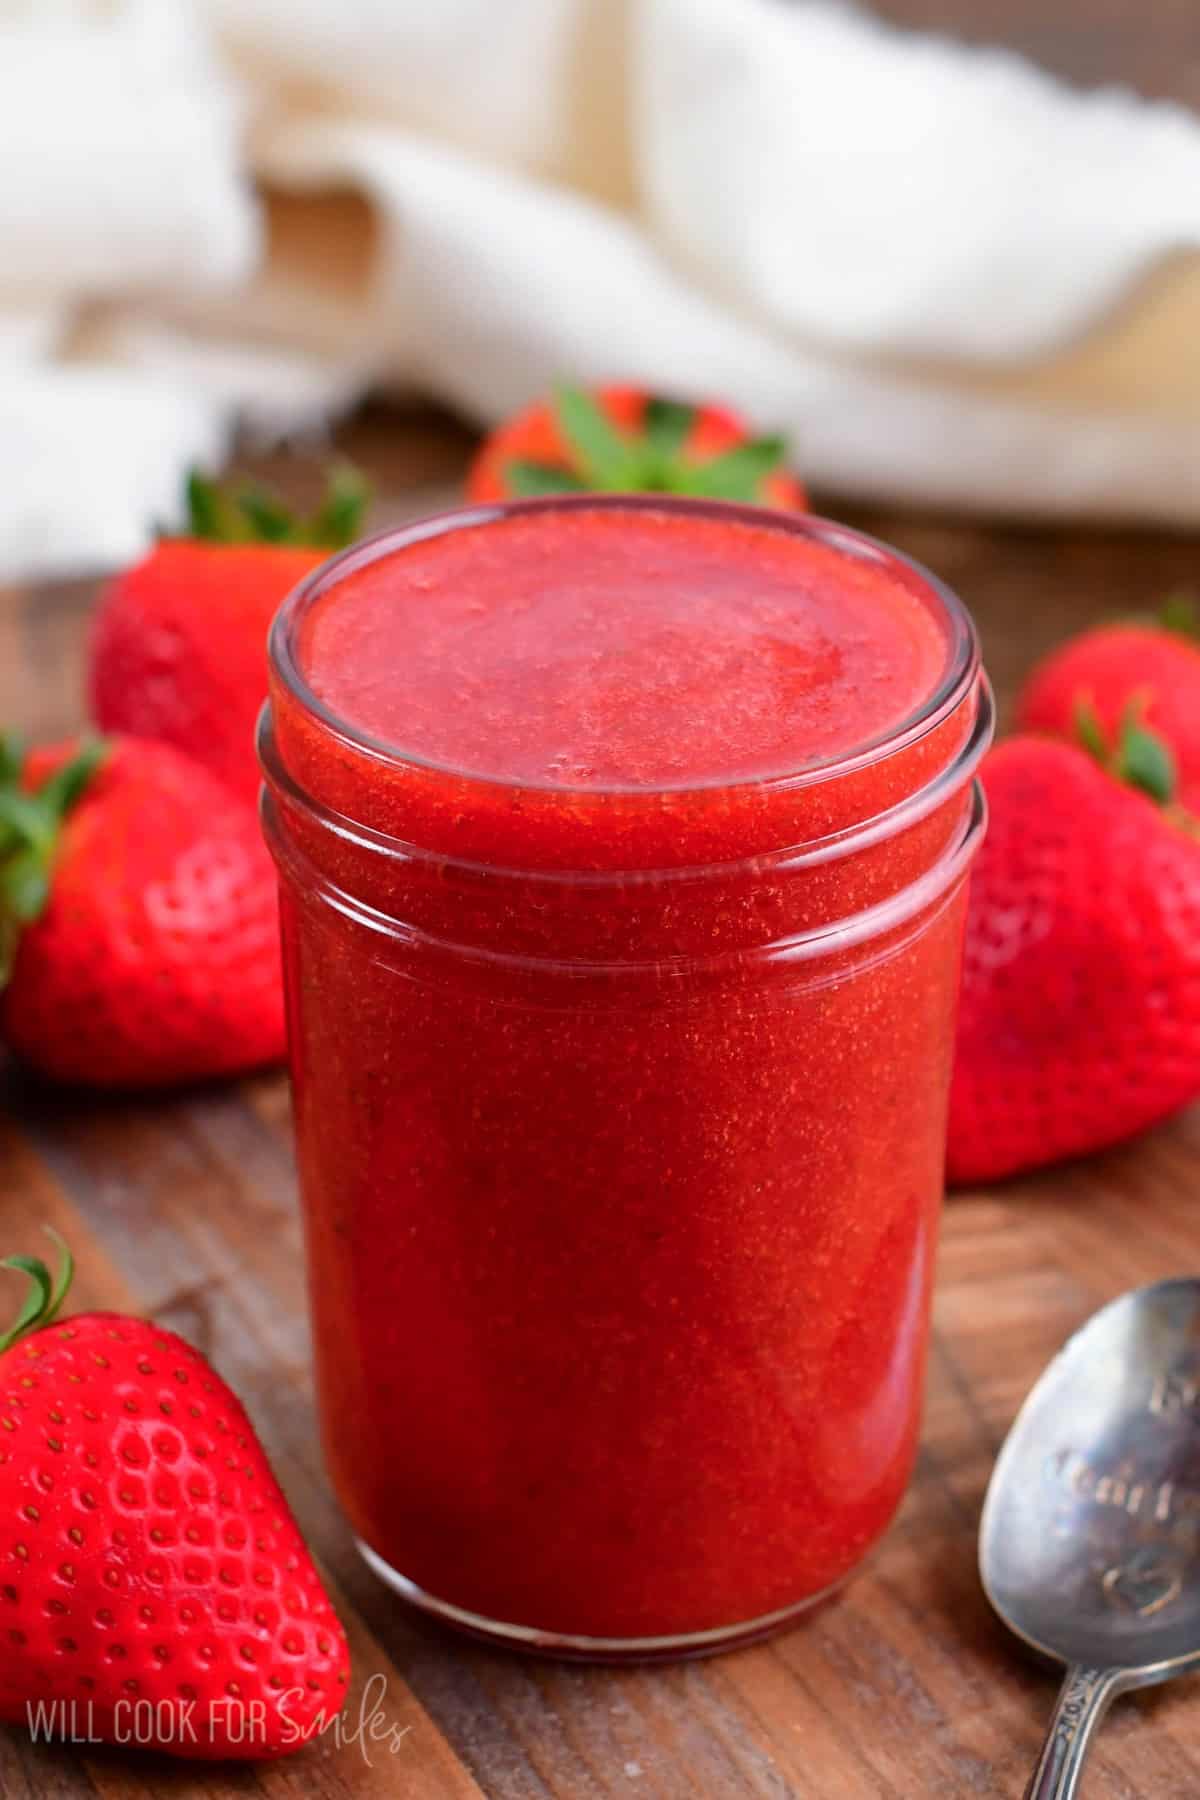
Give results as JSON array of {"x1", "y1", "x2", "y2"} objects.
[{"x1": 2, "y1": 0, "x2": 1200, "y2": 578}]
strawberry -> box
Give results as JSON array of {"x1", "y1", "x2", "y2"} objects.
[
  {"x1": 90, "y1": 468, "x2": 369, "y2": 807},
  {"x1": 1016, "y1": 595, "x2": 1200, "y2": 812},
  {"x1": 947, "y1": 715, "x2": 1200, "y2": 1185},
  {"x1": 0, "y1": 1234, "x2": 348, "y2": 1760},
  {"x1": 0, "y1": 735, "x2": 284, "y2": 1088},
  {"x1": 466, "y1": 383, "x2": 807, "y2": 510}
]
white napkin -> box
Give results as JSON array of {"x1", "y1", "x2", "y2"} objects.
[
  {"x1": 3, "y1": 0, "x2": 1200, "y2": 579},
  {"x1": 638, "y1": 0, "x2": 1200, "y2": 361}
]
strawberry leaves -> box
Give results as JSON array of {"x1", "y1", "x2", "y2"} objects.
[
  {"x1": 1075, "y1": 697, "x2": 1177, "y2": 806},
  {"x1": 506, "y1": 462, "x2": 589, "y2": 498},
  {"x1": 1160, "y1": 590, "x2": 1200, "y2": 641},
  {"x1": 1117, "y1": 721, "x2": 1176, "y2": 805},
  {"x1": 642, "y1": 397, "x2": 695, "y2": 458},
  {"x1": 555, "y1": 386, "x2": 639, "y2": 485},
  {"x1": 182, "y1": 464, "x2": 370, "y2": 550},
  {"x1": 506, "y1": 387, "x2": 645, "y2": 495},
  {"x1": 0, "y1": 736, "x2": 107, "y2": 985},
  {"x1": 0, "y1": 1228, "x2": 74, "y2": 1352},
  {"x1": 676, "y1": 436, "x2": 789, "y2": 503},
  {"x1": 504, "y1": 385, "x2": 791, "y2": 503}
]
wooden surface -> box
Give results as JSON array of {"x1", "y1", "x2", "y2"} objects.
[
  {"x1": 3, "y1": 400, "x2": 1200, "y2": 1800},
  {"x1": 874, "y1": 0, "x2": 1200, "y2": 111}
]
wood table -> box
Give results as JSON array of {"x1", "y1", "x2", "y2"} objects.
[{"x1": 2, "y1": 404, "x2": 1200, "y2": 1799}]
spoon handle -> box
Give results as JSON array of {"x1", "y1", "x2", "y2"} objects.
[{"x1": 1024, "y1": 1665, "x2": 1123, "y2": 1799}]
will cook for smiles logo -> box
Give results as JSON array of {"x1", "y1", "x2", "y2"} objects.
[{"x1": 25, "y1": 1672, "x2": 412, "y2": 1765}]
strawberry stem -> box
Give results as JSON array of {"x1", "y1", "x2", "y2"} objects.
[
  {"x1": 0, "y1": 736, "x2": 107, "y2": 985},
  {"x1": 0, "y1": 1228, "x2": 74, "y2": 1352},
  {"x1": 181, "y1": 464, "x2": 370, "y2": 550}
]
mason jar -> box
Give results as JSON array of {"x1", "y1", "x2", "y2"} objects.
[{"x1": 260, "y1": 496, "x2": 991, "y2": 1658}]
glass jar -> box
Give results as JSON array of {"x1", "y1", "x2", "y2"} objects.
[{"x1": 260, "y1": 497, "x2": 992, "y2": 1658}]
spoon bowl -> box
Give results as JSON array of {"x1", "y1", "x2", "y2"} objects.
[{"x1": 981, "y1": 1278, "x2": 1200, "y2": 1797}]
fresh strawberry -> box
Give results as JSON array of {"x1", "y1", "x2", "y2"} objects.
[
  {"x1": 90, "y1": 468, "x2": 369, "y2": 807},
  {"x1": 0, "y1": 735, "x2": 284, "y2": 1088},
  {"x1": 466, "y1": 383, "x2": 807, "y2": 510},
  {"x1": 1016, "y1": 595, "x2": 1200, "y2": 812},
  {"x1": 0, "y1": 1234, "x2": 348, "y2": 1760},
  {"x1": 947, "y1": 716, "x2": 1200, "y2": 1185}
]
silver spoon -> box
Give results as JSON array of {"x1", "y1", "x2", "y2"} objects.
[{"x1": 980, "y1": 1278, "x2": 1200, "y2": 1797}]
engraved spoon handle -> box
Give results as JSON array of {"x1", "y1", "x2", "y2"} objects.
[{"x1": 1024, "y1": 1665, "x2": 1123, "y2": 1800}]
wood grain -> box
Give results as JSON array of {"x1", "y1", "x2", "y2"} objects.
[{"x1": 2, "y1": 383, "x2": 1200, "y2": 1800}]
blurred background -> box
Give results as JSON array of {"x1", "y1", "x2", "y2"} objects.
[
  {"x1": 2, "y1": 0, "x2": 1200, "y2": 586},
  {"x1": 2, "y1": 18, "x2": 1200, "y2": 1792}
]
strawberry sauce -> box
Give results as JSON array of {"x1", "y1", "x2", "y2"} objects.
[{"x1": 263, "y1": 499, "x2": 989, "y2": 1651}]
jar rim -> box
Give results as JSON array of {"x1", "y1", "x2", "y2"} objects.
[
  {"x1": 267, "y1": 495, "x2": 981, "y2": 802},
  {"x1": 258, "y1": 673, "x2": 993, "y2": 888}
]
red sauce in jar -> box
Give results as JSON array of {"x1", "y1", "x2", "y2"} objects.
[{"x1": 264, "y1": 498, "x2": 987, "y2": 1650}]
